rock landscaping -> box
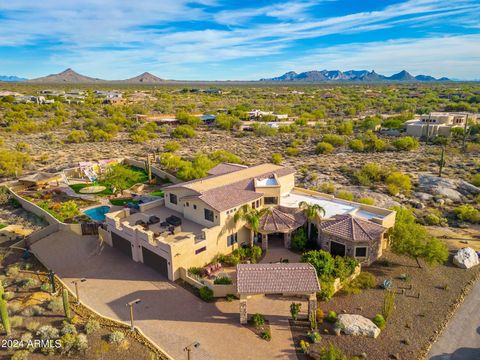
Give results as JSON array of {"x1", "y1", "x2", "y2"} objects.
[
  {"x1": 453, "y1": 247, "x2": 479, "y2": 269},
  {"x1": 334, "y1": 314, "x2": 381, "y2": 338}
]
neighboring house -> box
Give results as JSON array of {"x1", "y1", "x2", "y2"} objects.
[
  {"x1": 405, "y1": 112, "x2": 477, "y2": 138},
  {"x1": 103, "y1": 163, "x2": 396, "y2": 280},
  {"x1": 247, "y1": 110, "x2": 289, "y2": 121},
  {"x1": 103, "y1": 97, "x2": 126, "y2": 105},
  {"x1": 14, "y1": 95, "x2": 53, "y2": 104}
]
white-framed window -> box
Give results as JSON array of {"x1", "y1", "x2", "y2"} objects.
[
  {"x1": 227, "y1": 233, "x2": 238, "y2": 246},
  {"x1": 355, "y1": 246, "x2": 368, "y2": 258}
]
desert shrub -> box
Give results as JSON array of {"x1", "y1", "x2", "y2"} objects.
[
  {"x1": 11, "y1": 350, "x2": 30, "y2": 360},
  {"x1": 325, "y1": 311, "x2": 337, "y2": 323},
  {"x1": 471, "y1": 174, "x2": 480, "y2": 187},
  {"x1": 322, "y1": 134, "x2": 344, "y2": 147},
  {"x1": 291, "y1": 227, "x2": 308, "y2": 251},
  {"x1": 285, "y1": 146, "x2": 299, "y2": 156},
  {"x1": 171, "y1": 125, "x2": 196, "y2": 138},
  {"x1": 261, "y1": 329, "x2": 271, "y2": 341},
  {"x1": 315, "y1": 141, "x2": 334, "y2": 154},
  {"x1": 213, "y1": 276, "x2": 232, "y2": 285},
  {"x1": 252, "y1": 123, "x2": 277, "y2": 136},
  {"x1": 18, "y1": 277, "x2": 39, "y2": 288},
  {"x1": 60, "y1": 333, "x2": 76, "y2": 354},
  {"x1": 21, "y1": 305, "x2": 44, "y2": 317},
  {"x1": 308, "y1": 330, "x2": 321, "y2": 343},
  {"x1": 372, "y1": 314, "x2": 386, "y2": 329},
  {"x1": 37, "y1": 325, "x2": 59, "y2": 341},
  {"x1": 188, "y1": 267, "x2": 202, "y2": 277},
  {"x1": 66, "y1": 130, "x2": 88, "y2": 143},
  {"x1": 84, "y1": 319, "x2": 100, "y2": 334},
  {"x1": 320, "y1": 182, "x2": 335, "y2": 194},
  {"x1": 8, "y1": 302, "x2": 22, "y2": 315},
  {"x1": 336, "y1": 190, "x2": 353, "y2": 201},
  {"x1": 357, "y1": 197, "x2": 375, "y2": 205},
  {"x1": 392, "y1": 136, "x2": 419, "y2": 151},
  {"x1": 386, "y1": 172, "x2": 412, "y2": 195},
  {"x1": 108, "y1": 331, "x2": 125, "y2": 344},
  {"x1": 271, "y1": 153, "x2": 283, "y2": 165},
  {"x1": 199, "y1": 286, "x2": 213, "y2": 302},
  {"x1": 130, "y1": 129, "x2": 156, "y2": 143},
  {"x1": 251, "y1": 313, "x2": 265, "y2": 328},
  {"x1": 337, "y1": 121, "x2": 353, "y2": 135},
  {"x1": 164, "y1": 140, "x2": 181, "y2": 152},
  {"x1": 6, "y1": 265, "x2": 20, "y2": 277},
  {"x1": 352, "y1": 272, "x2": 376, "y2": 289},
  {"x1": 318, "y1": 343, "x2": 348, "y2": 359},
  {"x1": 26, "y1": 320, "x2": 40, "y2": 332},
  {"x1": 40, "y1": 283, "x2": 52, "y2": 292},
  {"x1": 300, "y1": 339, "x2": 310, "y2": 354},
  {"x1": 47, "y1": 297, "x2": 63, "y2": 312},
  {"x1": 61, "y1": 321, "x2": 77, "y2": 335},
  {"x1": 90, "y1": 128, "x2": 113, "y2": 142},
  {"x1": 318, "y1": 281, "x2": 335, "y2": 301},
  {"x1": 349, "y1": 139, "x2": 365, "y2": 152},
  {"x1": 332, "y1": 256, "x2": 358, "y2": 281},
  {"x1": 290, "y1": 302, "x2": 301, "y2": 320},
  {"x1": 74, "y1": 334, "x2": 88, "y2": 353},
  {"x1": 3, "y1": 291, "x2": 14, "y2": 300},
  {"x1": 454, "y1": 204, "x2": 480, "y2": 223},
  {"x1": 215, "y1": 114, "x2": 241, "y2": 130},
  {"x1": 10, "y1": 316, "x2": 23, "y2": 328},
  {"x1": 0, "y1": 149, "x2": 31, "y2": 177},
  {"x1": 316, "y1": 309, "x2": 324, "y2": 323},
  {"x1": 226, "y1": 294, "x2": 236, "y2": 302}
]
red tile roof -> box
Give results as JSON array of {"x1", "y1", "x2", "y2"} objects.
[
  {"x1": 318, "y1": 214, "x2": 385, "y2": 242},
  {"x1": 236, "y1": 263, "x2": 320, "y2": 294},
  {"x1": 206, "y1": 163, "x2": 248, "y2": 176},
  {"x1": 258, "y1": 206, "x2": 306, "y2": 233}
]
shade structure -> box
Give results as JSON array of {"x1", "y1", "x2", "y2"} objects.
[{"x1": 258, "y1": 205, "x2": 306, "y2": 233}]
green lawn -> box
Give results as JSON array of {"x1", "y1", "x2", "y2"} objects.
[
  {"x1": 149, "y1": 190, "x2": 164, "y2": 197},
  {"x1": 69, "y1": 183, "x2": 114, "y2": 195}
]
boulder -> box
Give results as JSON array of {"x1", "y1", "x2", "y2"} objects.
[
  {"x1": 418, "y1": 175, "x2": 480, "y2": 203},
  {"x1": 453, "y1": 247, "x2": 480, "y2": 269},
  {"x1": 335, "y1": 314, "x2": 381, "y2": 338}
]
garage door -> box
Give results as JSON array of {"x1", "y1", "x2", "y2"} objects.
[
  {"x1": 330, "y1": 241, "x2": 346, "y2": 257},
  {"x1": 111, "y1": 232, "x2": 132, "y2": 259},
  {"x1": 142, "y1": 247, "x2": 169, "y2": 278}
]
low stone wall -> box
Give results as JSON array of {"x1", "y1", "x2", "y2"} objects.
[
  {"x1": 7, "y1": 186, "x2": 59, "y2": 225},
  {"x1": 332, "y1": 265, "x2": 362, "y2": 293},
  {"x1": 124, "y1": 158, "x2": 181, "y2": 184},
  {"x1": 139, "y1": 198, "x2": 164, "y2": 212},
  {"x1": 179, "y1": 268, "x2": 236, "y2": 298}
]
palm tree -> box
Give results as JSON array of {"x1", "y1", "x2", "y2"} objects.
[
  {"x1": 298, "y1": 201, "x2": 326, "y2": 240},
  {"x1": 234, "y1": 205, "x2": 271, "y2": 246}
]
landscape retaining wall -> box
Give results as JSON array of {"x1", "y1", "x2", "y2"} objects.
[
  {"x1": 123, "y1": 158, "x2": 181, "y2": 184},
  {"x1": 179, "y1": 267, "x2": 236, "y2": 297}
]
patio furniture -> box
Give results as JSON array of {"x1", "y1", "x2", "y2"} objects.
[
  {"x1": 135, "y1": 219, "x2": 146, "y2": 226},
  {"x1": 166, "y1": 215, "x2": 182, "y2": 227},
  {"x1": 148, "y1": 215, "x2": 160, "y2": 225},
  {"x1": 160, "y1": 221, "x2": 169, "y2": 227},
  {"x1": 202, "y1": 263, "x2": 222, "y2": 278}
]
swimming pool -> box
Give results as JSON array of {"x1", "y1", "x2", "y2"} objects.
[{"x1": 83, "y1": 206, "x2": 110, "y2": 221}]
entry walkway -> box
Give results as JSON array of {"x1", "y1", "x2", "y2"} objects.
[{"x1": 31, "y1": 231, "x2": 301, "y2": 360}]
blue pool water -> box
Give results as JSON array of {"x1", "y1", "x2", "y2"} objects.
[{"x1": 83, "y1": 206, "x2": 110, "y2": 221}]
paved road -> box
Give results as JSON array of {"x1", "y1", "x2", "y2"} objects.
[
  {"x1": 31, "y1": 231, "x2": 301, "y2": 360},
  {"x1": 428, "y1": 278, "x2": 480, "y2": 360}
]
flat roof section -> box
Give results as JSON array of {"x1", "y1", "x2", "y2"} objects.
[{"x1": 280, "y1": 191, "x2": 385, "y2": 220}]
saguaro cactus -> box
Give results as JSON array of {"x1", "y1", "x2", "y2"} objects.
[
  {"x1": 0, "y1": 286, "x2": 11, "y2": 335},
  {"x1": 62, "y1": 288, "x2": 71, "y2": 320}
]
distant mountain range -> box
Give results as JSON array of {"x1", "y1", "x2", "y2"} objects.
[
  {"x1": 25, "y1": 68, "x2": 165, "y2": 84},
  {"x1": 0, "y1": 75, "x2": 27, "y2": 82},
  {"x1": 261, "y1": 70, "x2": 451, "y2": 82},
  {"x1": 0, "y1": 68, "x2": 456, "y2": 83}
]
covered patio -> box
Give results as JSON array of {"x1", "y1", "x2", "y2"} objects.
[
  {"x1": 256, "y1": 205, "x2": 306, "y2": 250},
  {"x1": 236, "y1": 263, "x2": 320, "y2": 324}
]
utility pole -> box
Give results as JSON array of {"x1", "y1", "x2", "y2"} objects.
[
  {"x1": 71, "y1": 278, "x2": 86, "y2": 304},
  {"x1": 126, "y1": 299, "x2": 141, "y2": 330}
]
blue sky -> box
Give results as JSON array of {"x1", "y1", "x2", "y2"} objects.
[{"x1": 0, "y1": 0, "x2": 479, "y2": 80}]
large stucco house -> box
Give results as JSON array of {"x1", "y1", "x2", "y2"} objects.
[
  {"x1": 102, "y1": 163, "x2": 396, "y2": 281},
  {"x1": 405, "y1": 112, "x2": 477, "y2": 138}
]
